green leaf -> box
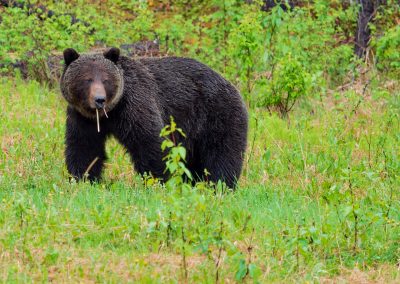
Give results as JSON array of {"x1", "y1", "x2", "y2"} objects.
[
  {"x1": 235, "y1": 259, "x2": 247, "y2": 280},
  {"x1": 342, "y1": 206, "x2": 353, "y2": 218},
  {"x1": 248, "y1": 263, "x2": 260, "y2": 280}
]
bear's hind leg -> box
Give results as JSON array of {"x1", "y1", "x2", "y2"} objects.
[{"x1": 198, "y1": 146, "x2": 245, "y2": 189}]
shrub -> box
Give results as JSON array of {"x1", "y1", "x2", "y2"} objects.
[
  {"x1": 261, "y1": 54, "x2": 310, "y2": 118},
  {"x1": 374, "y1": 25, "x2": 400, "y2": 76},
  {"x1": 0, "y1": 6, "x2": 92, "y2": 83},
  {"x1": 227, "y1": 7, "x2": 264, "y2": 106}
]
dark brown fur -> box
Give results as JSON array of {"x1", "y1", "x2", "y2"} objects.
[{"x1": 60, "y1": 48, "x2": 248, "y2": 188}]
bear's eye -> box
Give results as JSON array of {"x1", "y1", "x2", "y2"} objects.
[
  {"x1": 103, "y1": 79, "x2": 109, "y2": 83},
  {"x1": 85, "y1": 79, "x2": 93, "y2": 83}
]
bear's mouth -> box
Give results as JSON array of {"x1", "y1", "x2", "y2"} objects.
[
  {"x1": 76, "y1": 104, "x2": 109, "y2": 133},
  {"x1": 82, "y1": 103, "x2": 108, "y2": 116}
]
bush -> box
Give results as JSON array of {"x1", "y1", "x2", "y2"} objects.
[
  {"x1": 0, "y1": 6, "x2": 92, "y2": 83},
  {"x1": 374, "y1": 25, "x2": 400, "y2": 76},
  {"x1": 261, "y1": 55, "x2": 310, "y2": 118},
  {"x1": 0, "y1": 2, "x2": 154, "y2": 83}
]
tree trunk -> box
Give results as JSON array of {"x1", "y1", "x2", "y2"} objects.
[{"x1": 354, "y1": 0, "x2": 383, "y2": 58}]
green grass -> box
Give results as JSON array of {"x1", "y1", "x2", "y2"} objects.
[{"x1": 0, "y1": 76, "x2": 399, "y2": 283}]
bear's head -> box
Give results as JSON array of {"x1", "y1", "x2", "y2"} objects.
[{"x1": 60, "y1": 47, "x2": 124, "y2": 118}]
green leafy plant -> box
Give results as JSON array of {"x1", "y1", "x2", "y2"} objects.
[
  {"x1": 227, "y1": 7, "x2": 264, "y2": 106},
  {"x1": 374, "y1": 25, "x2": 400, "y2": 75},
  {"x1": 0, "y1": 6, "x2": 93, "y2": 82},
  {"x1": 159, "y1": 117, "x2": 206, "y2": 280},
  {"x1": 263, "y1": 55, "x2": 310, "y2": 118}
]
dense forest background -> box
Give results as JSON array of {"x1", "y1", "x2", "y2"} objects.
[{"x1": 0, "y1": 1, "x2": 399, "y2": 282}]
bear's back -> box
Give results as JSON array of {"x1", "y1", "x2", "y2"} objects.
[
  {"x1": 118, "y1": 56, "x2": 246, "y2": 142},
  {"x1": 138, "y1": 57, "x2": 236, "y2": 96}
]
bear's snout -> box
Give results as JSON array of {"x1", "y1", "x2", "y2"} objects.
[
  {"x1": 94, "y1": 96, "x2": 106, "y2": 109},
  {"x1": 89, "y1": 81, "x2": 107, "y2": 109}
]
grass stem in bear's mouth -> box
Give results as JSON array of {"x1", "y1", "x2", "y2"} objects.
[
  {"x1": 103, "y1": 107, "x2": 108, "y2": 118},
  {"x1": 96, "y1": 108, "x2": 100, "y2": 132}
]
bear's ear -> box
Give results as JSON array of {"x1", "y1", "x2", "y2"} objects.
[
  {"x1": 63, "y1": 48, "x2": 80, "y2": 66},
  {"x1": 104, "y1": 47, "x2": 120, "y2": 63}
]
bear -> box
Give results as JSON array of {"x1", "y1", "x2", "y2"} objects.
[{"x1": 60, "y1": 47, "x2": 248, "y2": 188}]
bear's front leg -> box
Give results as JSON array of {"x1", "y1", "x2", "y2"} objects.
[{"x1": 65, "y1": 107, "x2": 107, "y2": 182}]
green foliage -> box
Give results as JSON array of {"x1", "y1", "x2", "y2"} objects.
[
  {"x1": 262, "y1": 54, "x2": 310, "y2": 117},
  {"x1": 157, "y1": 116, "x2": 261, "y2": 281},
  {"x1": 155, "y1": 14, "x2": 195, "y2": 55},
  {"x1": 160, "y1": 116, "x2": 192, "y2": 184},
  {"x1": 0, "y1": 0, "x2": 397, "y2": 111},
  {"x1": 0, "y1": 6, "x2": 92, "y2": 82},
  {"x1": 0, "y1": 1, "x2": 399, "y2": 282},
  {"x1": 374, "y1": 25, "x2": 400, "y2": 75},
  {"x1": 0, "y1": 1, "x2": 154, "y2": 82},
  {"x1": 227, "y1": 6, "x2": 264, "y2": 105}
]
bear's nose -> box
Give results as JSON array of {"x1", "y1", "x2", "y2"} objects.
[{"x1": 94, "y1": 96, "x2": 106, "y2": 109}]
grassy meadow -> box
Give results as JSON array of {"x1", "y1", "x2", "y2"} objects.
[
  {"x1": 0, "y1": 75, "x2": 398, "y2": 282},
  {"x1": 0, "y1": 0, "x2": 399, "y2": 283}
]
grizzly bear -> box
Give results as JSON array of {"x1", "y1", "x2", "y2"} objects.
[{"x1": 60, "y1": 47, "x2": 248, "y2": 188}]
